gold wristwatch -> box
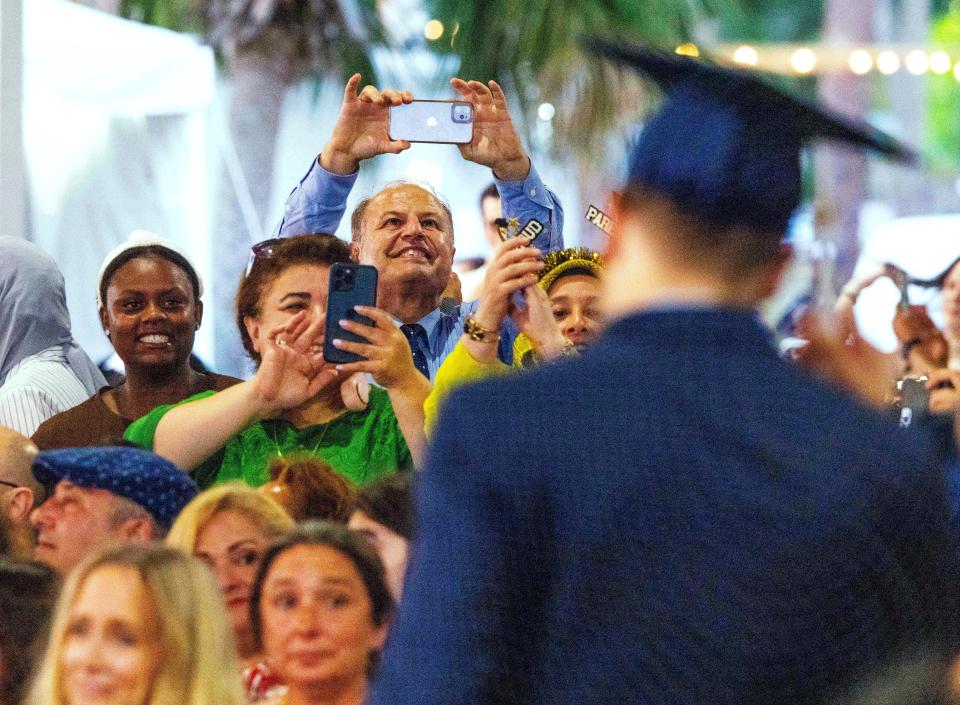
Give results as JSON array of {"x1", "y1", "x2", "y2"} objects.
[{"x1": 463, "y1": 316, "x2": 501, "y2": 343}]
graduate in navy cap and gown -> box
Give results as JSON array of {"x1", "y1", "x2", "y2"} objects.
[{"x1": 370, "y1": 43, "x2": 960, "y2": 705}]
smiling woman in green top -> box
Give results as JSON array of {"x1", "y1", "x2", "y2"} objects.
[{"x1": 124, "y1": 234, "x2": 425, "y2": 489}]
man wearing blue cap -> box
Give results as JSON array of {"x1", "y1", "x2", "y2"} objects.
[
  {"x1": 30, "y1": 446, "x2": 197, "y2": 574},
  {"x1": 371, "y1": 44, "x2": 960, "y2": 705}
]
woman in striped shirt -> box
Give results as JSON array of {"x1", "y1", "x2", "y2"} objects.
[{"x1": 0, "y1": 237, "x2": 105, "y2": 436}]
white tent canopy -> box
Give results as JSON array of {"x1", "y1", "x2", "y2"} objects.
[
  {"x1": 25, "y1": 0, "x2": 213, "y2": 114},
  {"x1": 24, "y1": 0, "x2": 216, "y2": 365}
]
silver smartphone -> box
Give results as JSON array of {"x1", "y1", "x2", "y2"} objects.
[{"x1": 389, "y1": 100, "x2": 474, "y2": 144}]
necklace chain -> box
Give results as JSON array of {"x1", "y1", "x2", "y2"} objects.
[{"x1": 270, "y1": 415, "x2": 333, "y2": 460}]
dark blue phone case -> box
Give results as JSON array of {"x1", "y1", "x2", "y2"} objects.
[{"x1": 323, "y1": 263, "x2": 379, "y2": 365}]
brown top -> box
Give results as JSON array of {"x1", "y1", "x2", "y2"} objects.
[{"x1": 31, "y1": 373, "x2": 240, "y2": 450}]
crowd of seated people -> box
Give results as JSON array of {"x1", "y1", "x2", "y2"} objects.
[{"x1": 4, "y1": 54, "x2": 960, "y2": 705}]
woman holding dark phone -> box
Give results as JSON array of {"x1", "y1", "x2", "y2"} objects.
[{"x1": 124, "y1": 234, "x2": 426, "y2": 487}]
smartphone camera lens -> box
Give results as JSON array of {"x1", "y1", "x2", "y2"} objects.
[
  {"x1": 451, "y1": 103, "x2": 472, "y2": 123},
  {"x1": 333, "y1": 267, "x2": 355, "y2": 292}
]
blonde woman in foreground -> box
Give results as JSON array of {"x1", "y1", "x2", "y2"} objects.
[
  {"x1": 167, "y1": 483, "x2": 295, "y2": 701},
  {"x1": 25, "y1": 543, "x2": 244, "y2": 705}
]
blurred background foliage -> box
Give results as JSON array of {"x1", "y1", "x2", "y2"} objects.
[{"x1": 928, "y1": 0, "x2": 960, "y2": 171}]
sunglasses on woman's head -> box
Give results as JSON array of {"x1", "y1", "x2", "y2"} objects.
[{"x1": 245, "y1": 238, "x2": 283, "y2": 276}]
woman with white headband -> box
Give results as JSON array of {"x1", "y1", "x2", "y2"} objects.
[{"x1": 32, "y1": 231, "x2": 239, "y2": 449}]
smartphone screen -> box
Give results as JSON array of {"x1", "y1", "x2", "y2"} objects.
[
  {"x1": 389, "y1": 100, "x2": 474, "y2": 144},
  {"x1": 323, "y1": 263, "x2": 378, "y2": 365},
  {"x1": 897, "y1": 376, "x2": 930, "y2": 428}
]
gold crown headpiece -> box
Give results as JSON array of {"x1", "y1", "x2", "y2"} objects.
[{"x1": 538, "y1": 247, "x2": 605, "y2": 291}]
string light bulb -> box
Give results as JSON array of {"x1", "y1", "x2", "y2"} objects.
[
  {"x1": 905, "y1": 49, "x2": 929, "y2": 75},
  {"x1": 424, "y1": 19, "x2": 444, "y2": 41},
  {"x1": 930, "y1": 50, "x2": 952, "y2": 74},
  {"x1": 675, "y1": 43, "x2": 699, "y2": 58},
  {"x1": 791, "y1": 48, "x2": 817, "y2": 74},
  {"x1": 848, "y1": 49, "x2": 873, "y2": 75},
  {"x1": 877, "y1": 51, "x2": 900, "y2": 75},
  {"x1": 732, "y1": 45, "x2": 758, "y2": 66}
]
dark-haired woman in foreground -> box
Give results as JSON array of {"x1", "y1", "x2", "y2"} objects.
[{"x1": 251, "y1": 522, "x2": 391, "y2": 705}]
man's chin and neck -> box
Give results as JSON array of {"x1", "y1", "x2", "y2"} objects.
[
  {"x1": 33, "y1": 549, "x2": 75, "y2": 575},
  {"x1": 379, "y1": 271, "x2": 447, "y2": 323}
]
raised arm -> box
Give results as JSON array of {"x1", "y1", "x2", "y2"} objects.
[
  {"x1": 451, "y1": 78, "x2": 564, "y2": 251},
  {"x1": 275, "y1": 74, "x2": 414, "y2": 237}
]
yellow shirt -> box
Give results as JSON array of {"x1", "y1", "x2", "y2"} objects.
[{"x1": 423, "y1": 341, "x2": 510, "y2": 436}]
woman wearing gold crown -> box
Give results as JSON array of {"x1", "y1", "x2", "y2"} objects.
[{"x1": 424, "y1": 240, "x2": 604, "y2": 433}]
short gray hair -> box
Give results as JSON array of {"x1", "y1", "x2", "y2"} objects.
[
  {"x1": 350, "y1": 180, "x2": 455, "y2": 244},
  {"x1": 108, "y1": 495, "x2": 164, "y2": 538}
]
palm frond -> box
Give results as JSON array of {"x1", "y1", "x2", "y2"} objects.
[
  {"x1": 426, "y1": 0, "x2": 745, "y2": 157},
  {"x1": 121, "y1": 0, "x2": 382, "y2": 84}
]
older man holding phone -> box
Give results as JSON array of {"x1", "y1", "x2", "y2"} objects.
[{"x1": 274, "y1": 74, "x2": 565, "y2": 382}]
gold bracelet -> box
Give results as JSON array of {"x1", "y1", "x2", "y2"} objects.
[{"x1": 464, "y1": 316, "x2": 501, "y2": 344}]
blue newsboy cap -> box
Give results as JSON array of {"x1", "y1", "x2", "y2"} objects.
[{"x1": 33, "y1": 447, "x2": 198, "y2": 526}]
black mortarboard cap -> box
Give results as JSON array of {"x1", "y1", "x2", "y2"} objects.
[{"x1": 586, "y1": 39, "x2": 917, "y2": 235}]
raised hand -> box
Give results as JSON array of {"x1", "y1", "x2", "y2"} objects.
[
  {"x1": 320, "y1": 74, "x2": 413, "y2": 175},
  {"x1": 330, "y1": 306, "x2": 422, "y2": 391},
  {"x1": 474, "y1": 236, "x2": 543, "y2": 332},
  {"x1": 330, "y1": 306, "x2": 430, "y2": 465},
  {"x1": 925, "y1": 368, "x2": 960, "y2": 414},
  {"x1": 254, "y1": 311, "x2": 338, "y2": 412},
  {"x1": 795, "y1": 310, "x2": 897, "y2": 408},
  {"x1": 512, "y1": 282, "x2": 568, "y2": 360},
  {"x1": 451, "y1": 78, "x2": 529, "y2": 181},
  {"x1": 893, "y1": 304, "x2": 949, "y2": 370}
]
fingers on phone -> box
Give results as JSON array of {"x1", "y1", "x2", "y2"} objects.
[
  {"x1": 489, "y1": 80, "x2": 508, "y2": 107},
  {"x1": 380, "y1": 89, "x2": 405, "y2": 105},
  {"x1": 925, "y1": 368, "x2": 957, "y2": 388},
  {"x1": 466, "y1": 80, "x2": 491, "y2": 101},
  {"x1": 358, "y1": 84, "x2": 381, "y2": 103},
  {"x1": 331, "y1": 338, "x2": 370, "y2": 357},
  {"x1": 337, "y1": 318, "x2": 372, "y2": 342},
  {"x1": 385, "y1": 140, "x2": 411, "y2": 154},
  {"x1": 344, "y1": 73, "x2": 362, "y2": 99},
  {"x1": 353, "y1": 306, "x2": 391, "y2": 326}
]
